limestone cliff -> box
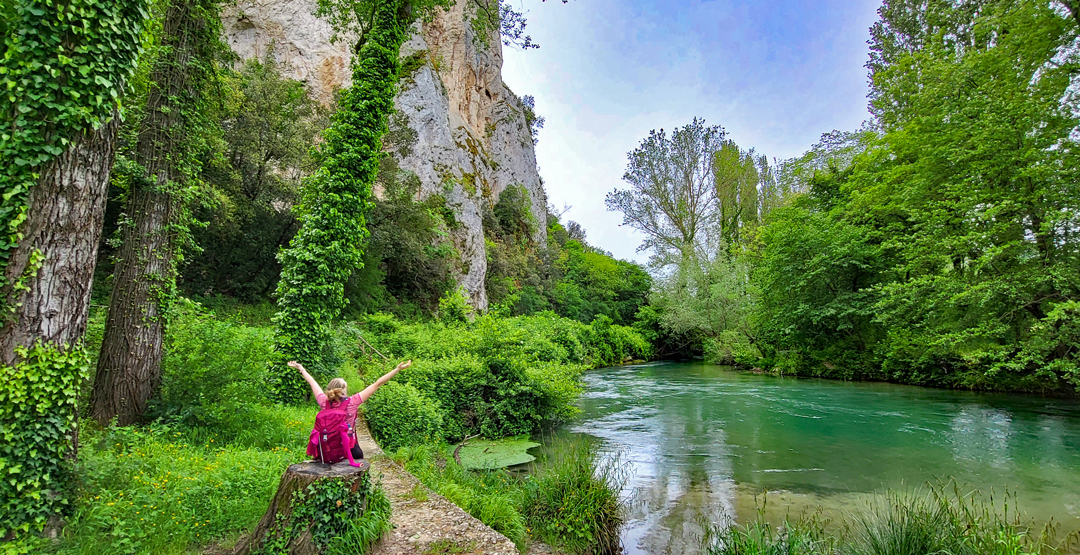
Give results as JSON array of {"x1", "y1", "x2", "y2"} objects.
[{"x1": 222, "y1": 1, "x2": 548, "y2": 310}]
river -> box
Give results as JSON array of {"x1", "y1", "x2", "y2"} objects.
[{"x1": 543, "y1": 362, "x2": 1080, "y2": 554}]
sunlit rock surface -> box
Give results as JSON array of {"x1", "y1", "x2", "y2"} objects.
[{"x1": 222, "y1": 0, "x2": 548, "y2": 310}]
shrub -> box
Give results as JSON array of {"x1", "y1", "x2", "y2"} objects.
[
  {"x1": 704, "y1": 330, "x2": 762, "y2": 366},
  {"x1": 523, "y1": 439, "x2": 628, "y2": 555},
  {"x1": 363, "y1": 382, "x2": 443, "y2": 451},
  {"x1": 351, "y1": 311, "x2": 645, "y2": 443},
  {"x1": 154, "y1": 300, "x2": 275, "y2": 429},
  {"x1": 585, "y1": 315, "x2": 652, "y2": 366},
  {"x1": 397, "y1": 355, "x2": 488, "y2": 440},
  {"x1": 437, "y1": 288, "x2": 473, "y2": 324}
]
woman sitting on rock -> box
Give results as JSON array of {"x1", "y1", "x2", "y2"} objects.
[{"x1": 289, "y1": 359, "x2": 410, "y2": 465}]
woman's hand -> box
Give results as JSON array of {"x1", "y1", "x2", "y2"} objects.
[
  {"x1": 358, "y1": 360, "x2": 412, "y2": 403},
  {"x1": 290, "y1": 361, "x2": 323, "y2": 399}
]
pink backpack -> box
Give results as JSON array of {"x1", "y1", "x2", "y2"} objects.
[{"x1": 306, "y1": 401, "x2": 359, "y2": 466}]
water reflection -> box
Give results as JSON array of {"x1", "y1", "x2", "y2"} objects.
[{"x1": 545, "y1": 362, "x2": 1080, "y2": 555}]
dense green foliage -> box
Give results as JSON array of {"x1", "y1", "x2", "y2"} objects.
[
  {"x1": 486, "y1": 189, "x2": 652, "y2": 326},
  {"x1": 751, "y1": 0, "x2": 1080, "y2": 391},
  {"x1": 704, "y1": 485, "x2": 1064, "y2": 555},
  {"x1": 362, "y1": 381, "x2": 445, "y2": 451},
  {"x1": 346, "y1": 148, "x2": 456, "y2": 316},
  {"x1": 182, "y1": 55, "x2": 325, "y2": 301},
  {"x1": 354, "y1": 310, "x2": 650, "y2": 446},
  {"x1": 0, "y1": 343, "x2": 90, "y2": 540},
  {"x1": 394, "y1": 437, "x2": 626, "y2": 554},
  {"x1": 152, "y1": 300, "x2": 277, "y2": 428}
]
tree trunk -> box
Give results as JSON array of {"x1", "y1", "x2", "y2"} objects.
[
  {"x1": 89, "y1": 179, "x2": 177, "y2": 425},
  {"x1": 0, "y1": 119, "x2": 117, "y2": 364},
  {"x1": 90, "y1": 0, "x2": 209, "y2": 425},
  {"x1": 235, "y1": 461, "x2": 371, "y2": 555}
]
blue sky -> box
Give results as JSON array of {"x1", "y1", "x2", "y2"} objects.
[{"x1": 500, "y1": 0, "x2": 882, "y2": 262}]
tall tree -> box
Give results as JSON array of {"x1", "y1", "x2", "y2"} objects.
[
  {"x1": 91, "y1": 0, "x2": 224, "y2": 425},
  {"x1": 870, "y1": 0, "x2": 1080, "y2": 388},
  {"x1": 606, "y1": 118, "x2": 725, "y2": 268},
  {"x1": 270, "y1": 0, "x2": 452, "y2": 401},
  {"x1": 713, "y1": 140, "x2": 767, "y2": 247},
  {"x1": 0, "y1": 0, "x2": 148, "y2": 535}
]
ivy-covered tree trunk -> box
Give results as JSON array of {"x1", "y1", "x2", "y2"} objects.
[
  {"x1": 91, "y1": 0, "x2": 220, "y2": 425},
  {"x1": 271, "y1": 0, "x2": 409, "y2": 401},
  {"x1": 0, "y1": 0, "x2": 148, "y2": 535},
  {"x1": 0, "y1": 123, "x2": 116, "y2": 533}
]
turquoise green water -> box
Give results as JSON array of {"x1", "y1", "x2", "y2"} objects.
[{"x1": 547, "y1": 362, "x2": 1080, "y2": 554}]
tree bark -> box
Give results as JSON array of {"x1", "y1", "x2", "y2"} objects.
[
  {"x1": 91, "y1": 0, "x2": 206, "y2": 425},
  {"x1": 89, "y1": 178, "x2": 177, "y2": 425},
  {"x1": 0, "y1": 120, "x2": 117, "y2": 364},
  {"x1": 235, "y1": 461, "x2": 371, "y2": 555}
]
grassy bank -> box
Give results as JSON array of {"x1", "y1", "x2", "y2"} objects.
[
  {"x1": 15, "y1": 301, "x2": 643, "y2": 554},
  {"x1": 49, "y1": 407, "x2": 312, "y2": 554},
  {"x1": 705, "y1": 485, "x2": 1074, "y2": 555}
]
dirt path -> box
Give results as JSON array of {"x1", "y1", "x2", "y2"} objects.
[{"x1": 354, "y1": 419, "x2": 520, "y2": 555}]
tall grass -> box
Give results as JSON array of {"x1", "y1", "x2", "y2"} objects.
[
  {"x1": 522, "y1": 440, "x2": 628, "y2": 555},
  {"x1": 323, "y1": 483, "x2": 393, "y2": 555},
  {"x1": 704, "y1": 516, "x2": 830, "y2": 555},
  {"x1": 705, "y1": 484, "x2": 1073, "y2": 555},
  {"x1": 50, "y1": 416, "x2": 309, "y2": 555}
]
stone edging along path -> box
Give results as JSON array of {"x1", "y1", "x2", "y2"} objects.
[{"x1": 353, "y1": 418, "x2": 521, "y2": 555}]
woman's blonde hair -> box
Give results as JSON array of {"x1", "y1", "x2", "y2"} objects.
[{"x1": 325, "y1": 378, "x2": 348, "y2": 404}]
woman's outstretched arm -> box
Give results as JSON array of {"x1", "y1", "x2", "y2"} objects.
[
  {"x1": 357, "y1": 360, "x2": 411, "y2": 403},
  {"x1": 288, "y1": 361, "x2": 324, "y2": 400}
]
